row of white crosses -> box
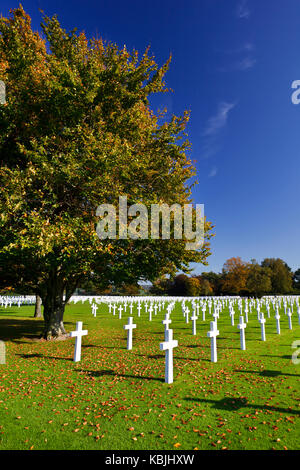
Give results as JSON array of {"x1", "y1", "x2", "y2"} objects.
[
  {"x1": 105, "y1": 295, "x2": 298, "y2": 338},
  {"x1": 0, "y1": 295, "x2": 35, "y2": 307},
  {"x1": 99, "y1": 295, "x2": 299, "y2": 343},
  {"x1": 70, "y1": 295, "x2": 300, "y2": 380}
]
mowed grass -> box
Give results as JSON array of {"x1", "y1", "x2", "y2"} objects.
[{"x1": 0, "y1": 300, "x2": 299, "y2": 450}]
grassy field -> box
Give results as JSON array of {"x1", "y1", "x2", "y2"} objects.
[{"x1": 0, "y1": 300, "x2": 299, "y2": 450}]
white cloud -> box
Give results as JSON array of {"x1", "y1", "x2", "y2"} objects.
[
  {"x1": 203, "y1": 102, "x2": 236, "y2": 137},
  {"x1": 208, "y1": 166, "x2": 218, "y2": 178},
  {"x1": 201, "y1": 101, "x2": 236, "y2": 160},
  {"x1": 236, "y1": 0, "x2": 250, "y2": 19},
  {"x1": 244, "y1": 42, "x2": 254, "y2": 51},
  {"x1": 236, "y1": 57, "x2": 256, "y2": 70}
]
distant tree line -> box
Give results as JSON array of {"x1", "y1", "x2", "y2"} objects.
[
  {"x1": 150, "y1": 257, "x2": 299, "y2": 297},
  {"x1": 2, "y1": 257, "x2": 298, "y2": 299}
]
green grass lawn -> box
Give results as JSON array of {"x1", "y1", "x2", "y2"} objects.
[{"x1": 0, "y1": 300, "x2": 299, "y2": 450}]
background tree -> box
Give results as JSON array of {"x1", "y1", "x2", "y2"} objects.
[
  {"x1": 185, "y1": 277, "x2": 201, "y2": 296},
  {"x1": 293, "y1": 268, "x2": 300, "y2": 292},
  {"x1": 246, "y1": 262, "x2": 272, "y2": 297},
  {"x1": 149, "y1": 276, "x2": 172, "y2": 295},
  {"x1": 198, "y1": 278, "x2": 213, "y2": 296},
  {"x1": 261, "y1": 258, "x2": 293, "y2": 294},
  {"x1": 168, "y1": 274, "x2": 190, "y2": 296},
  {"x1": 195, "y1": 272, "x2": 222, "y2": 295},
  {"x1": 118, "y1": 283, "x2": 140, "y2": 296},
  {"x1": 221, "y1": 257, "x2": 250, "y2": 295},
  {"x1": 0, "y1": 7, "x2": 214, "y2": 338}
]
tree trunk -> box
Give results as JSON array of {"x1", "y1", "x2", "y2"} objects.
[
  {"x1": 40, "y1": 273, "x2": 79, "y2": 340},
  {"x1": 42, "y1": 283, "x2": 67, "y2": 340},
  {"x1": 34, "y1": 295, "x2": 42, "y2": 318}
]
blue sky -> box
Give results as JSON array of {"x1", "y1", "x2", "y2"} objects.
[{"x1": 1, "y1": 0, "x2": 300, "y2": 274}]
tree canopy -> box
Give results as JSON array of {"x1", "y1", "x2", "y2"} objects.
[{"x1": 0, "y1": 6, "x2": 214, "y2": 337}]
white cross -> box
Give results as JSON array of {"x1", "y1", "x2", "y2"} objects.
[
  {"x1": 275, "y1": 311, "x2": 281, "y2": 335},
  {"x1": 162, "y1": 314, "x2": 172, "y2": 336},
  {"x1": 129, "y1": 303, "x2": 134, "y2": 315},
  {"x1": 159, "y1": 329, "x2": 178, "y2": 384},
  {"x1": 185, "y1": 307, "x2": 190, "y2": 324},
  {"x1": 213, "y1": 310, "x2": 219, "y2": 324},
  {"x1": 230, "y1": 309, "x2": 235, "y2": 326},
  {"x1": 207, "y1": 321, "x2": 219, "y2": 363},
  {"x1": 257, "y1": 304, "x2": 261, "y2": 320},
  {"x1": 69, "y1": 322, "x2": 88, "y2": 362},
  {"x1": 167, "y1": 305, "x2": 172, "y2": 316},
  {"x1": 287, "y1": 309, "x2": 293, "y2": 330},
  {"x1": 259, "y1": 313, "x2": 266, "y2": 341},
  {"x1": 154, "y1": 304, "x2": 158, "y2": 316},
  {"x1": 149, "y1": 304, "x2": 153, "y2": 321},
  {"x1": 123, "y1": 317, "x2": 136, "y2": 350},
  {"x1": 108, "y1": 302, "x2": 112, "y2": 314},
  {"x1": 91, "y1": 303, "x2": 98, "y2": 317},
  {"x1": 118, "y1": 304, "x2": 123, "y2": 319},
  {"x1": 191, "y1": 312, "x2": 198, "y2": 336},
  {"x1": 112, "y1": 304, "x2": 117, "y2": 316},
  {"x1": 137, "y1": 303, "x2": 142, "y2": 317},
  {"x1": 237, "y1": 315, "x2": 246, "y2": 350}
]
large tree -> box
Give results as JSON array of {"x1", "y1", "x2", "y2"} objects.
[
  {"x1": 246, "y1": 261, "x2": 272, "y2": 297},
  {"x1": 195, "y1": 272, "x2": 222, "y2": 295},
  {"x1": 261, "y1": 258, "x2": 293, "y2": 294},
  {"x1": 0, "y1": 7, "x2": 213, "y2": 338},
  {"x1": 221, "y1": 257, "x2": 249, "y2": 295}
]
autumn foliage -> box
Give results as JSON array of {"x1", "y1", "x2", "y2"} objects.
[{"x1": 0, "y1": 6, "x2": 214, "y2": 337}]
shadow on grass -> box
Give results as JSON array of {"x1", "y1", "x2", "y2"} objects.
[
  {"x1": 0, "y1": 318, "x2": 72, "y2": 342},
  {"x1": 82, "y1": 344, "x2": 117, "y2": 350},
  {"x1": 175, "y1": 356, "x2": 211, "y2": 363},
  {"x1": 184, "y1": 396, "x2": 300, "y2": 415},
  {"x1": 17, "y1": 353, "x2": 73, "y2": 362},
  {"x1": 76, "y1": 369, "x2": 164, "y2": 382},
  {"x1": 234, "y1": 369, "x2": 299, "y2": 378},
  {"x1": 137, "y1": 353, "x2": 164, "y2": 360},
  {"x1": 260, "y1": 355, "x2": 294, "y2": 360},
  {"x1": 0, "y1": 318, "x2": 44, "y2": 341}
]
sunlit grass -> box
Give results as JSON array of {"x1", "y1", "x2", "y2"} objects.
[{"x1": 0, "y1": 300, "x2": 299, "y2": 450}]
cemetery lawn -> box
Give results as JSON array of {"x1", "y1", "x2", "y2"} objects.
[{"x1": 0, "y1": 302, "x2": 299, "y2": 451}]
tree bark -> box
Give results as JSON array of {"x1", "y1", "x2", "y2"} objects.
[
  {"x1": 41, "y1": 275, "x2": 79, "y2": 340},
  {"x1": 34, "y1": 294, "x2": 42, "y2": 318},
  {"x1": 42, "y1": 295, "x2": 66, "y2": 340},
  {"x1": 41, "y1": 278, "x2": 67, "y2": 340}
]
